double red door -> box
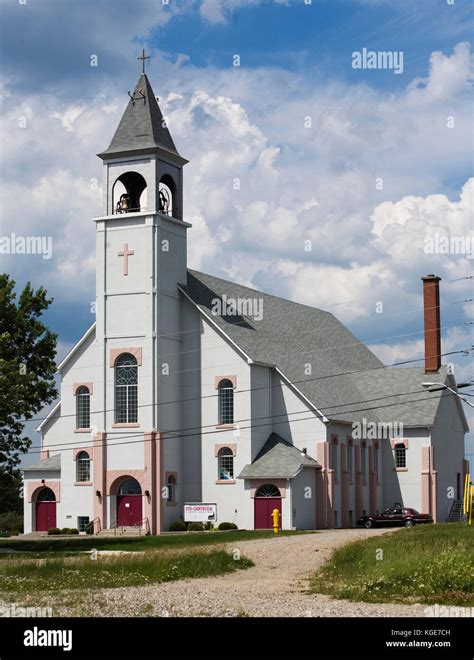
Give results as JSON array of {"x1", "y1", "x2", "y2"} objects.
[
  {"x1": 117, "y1": 495, "x2": 142, "y2": 526},
  {"x1": 36, "y1": 501, "x2": 56, "y2": 531},
  {"x1": 254, "y1": 497, "x2": 281, "y2": 529}
]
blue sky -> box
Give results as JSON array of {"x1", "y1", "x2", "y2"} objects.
[{"x1": 0, "y1": 0, "x2": 473, "y2": 461}]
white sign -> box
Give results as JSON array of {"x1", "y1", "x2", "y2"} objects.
[{"x1": 184, "y1": 503, "x2": 217, "y2": 522}]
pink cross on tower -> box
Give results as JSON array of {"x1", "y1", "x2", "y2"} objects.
[{"x1": 118, "y1": 243, "x2": 134, "y2": 276}]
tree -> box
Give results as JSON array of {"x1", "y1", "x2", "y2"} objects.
[
  {"x1": 0, "y1": 467, "x2": 22, "y2": 515},
  {"x1": 0, "y1": 275, "x2": 58, "y2": 474}
]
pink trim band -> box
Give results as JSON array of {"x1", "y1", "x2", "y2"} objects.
[
  {"x1": 249, "y1": 478, "x2": 286, "y2": 498},
  {"x1": 215, "y1": 375, "x2": 237, "y2": 388},
  {"x1": 73, "y1": 447, "x2": 92, "y2": 460},
  {"x1": 28, "y1": 480, "x2": 60, "y2": 503},
  {"x1": 391, "y1": 438, "x2": 409, "y2": 449},
  {"x1": 109, "y1": 347, "x2": 142, "y2": 367},
  {"x1": 214, "y1": 443, "x2": 237, "y2": 457},
  {"x1": 73, "y1": 382, "x2": 93, "y2": 395}
]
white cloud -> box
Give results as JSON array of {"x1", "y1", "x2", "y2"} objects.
[
  {"x1": 407, "y1": 42, "x2": 473, "y2": 103},
  {"x1": 2, "y1": 40, "x2": 473, "y2": 375}
]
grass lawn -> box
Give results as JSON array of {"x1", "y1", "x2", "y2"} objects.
[
  {"x1": 0, "y1": 529, "x2": 311, "y2": 555},
  {"x1": 0, "y1": 549, "x2": 253, "y2": 594},
  {"x1": 310, "y1": 523, "x2": 474, "y2": 606}
]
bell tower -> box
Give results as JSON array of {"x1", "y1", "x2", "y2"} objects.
[{"x1": 93, "y1": 52, "x2": 190, "y2": 442}]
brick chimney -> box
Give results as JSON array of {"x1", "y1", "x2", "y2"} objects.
[{"x1": 421, "y1": 274, "x2": 441, "y2": 373}]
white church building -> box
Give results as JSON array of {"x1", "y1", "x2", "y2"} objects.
[{"x1": 23, "y1": 69, "x2": 469, "y2": 535}]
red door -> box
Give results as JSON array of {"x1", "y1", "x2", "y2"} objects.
[
  {"x1": 254, "y1": 497, "x2": 281, "y2": 529},
  {"x1": 36, "y1": 501, "x2": 56, "y2": 531},
  {"x1": 117, "y1": 495, "x2": 142, "y2": 526}
]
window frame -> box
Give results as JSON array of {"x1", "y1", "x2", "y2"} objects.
[
  {"x1": 115, "y1": 353, "x2": 138, "y2": 424},
  {"x1": 76, "y1": 451, "x2": 91, "y2": 483},
  {"x1": 361, "y1": 444, "x2": 367, "y2": 482},
  {"x1": 166, "y1": 475, "x2": 176, "y2": 503},
  {"x1": 394, "y1": 442, "x2": 407, "y2": 468},
  {"x1": 76, "y1": 385, "x2": 91, "y2": 429},
  {"x1": 331, "y1": 441, "x2": 338, "y2": 480},
  {"x1": 217, "y1": 379, "x2": 234, "y2": 425},
  {"x1": 217, "y1": 447, "x2": 234, "y2": 481},
  {"x1": 77, "y1": 516, "x2": 90, "y2": 533},
  {"x1": 347, "y1": 443, "x2": 354, "y2": 482}
]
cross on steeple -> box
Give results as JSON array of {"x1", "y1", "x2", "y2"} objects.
[{"x1": 138, "y1": 48, "x2": 150, "y2": 74}]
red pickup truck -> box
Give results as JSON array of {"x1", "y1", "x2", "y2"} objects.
[{"x1": 357, "y1": 507, "x2": 433, "y2": 528}]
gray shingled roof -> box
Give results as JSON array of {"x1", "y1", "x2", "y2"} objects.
[
  {"x1": 98, "y1": 74, "x2": 185, "y2": 160},
  {"x1": 239, "y1": 433, "x2": 320, "y2": 479},
  {"x1": 181, "y1": 270, "x2": 450, "y2": 427},
  {"x1": 23, "y1": 454, "x2": 61, "y2": 472}
]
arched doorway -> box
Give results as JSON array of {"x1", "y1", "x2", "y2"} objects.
[
  {"x1": 116, "y1": 477, "x2": 142, "y2": 526},
  {"x1": 35, "y1": 487, "x2": 57, "y2": 532},
  {"x1": 254, "y1": 484, "x2": 282, "y2": 530}
]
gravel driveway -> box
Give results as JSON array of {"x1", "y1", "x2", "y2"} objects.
[{"x1": 48, "y1": 528, "x2": 428, "y2": 617}]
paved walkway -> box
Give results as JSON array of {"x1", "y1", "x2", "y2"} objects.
[{"x1": 43, "y1": 528, "x2": 428, "y2": 617}]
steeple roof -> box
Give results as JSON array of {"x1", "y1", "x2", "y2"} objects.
[{"x1": 98, "y1": 73, "x2": 186, "y2": 162}]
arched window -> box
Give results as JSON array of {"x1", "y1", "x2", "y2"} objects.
[
  {"x1": 36, "y1": 487, "x2": 55, "y2": 502},
  {"x1": 361, "y1": 444, "x2": 367, "y2": 482},
  {"x1": 115, "y1": 353, "x2": 138, "y2": 424},
  {"x1": 394, "y1": 442, "x2": 406, "y2": 468},
  {"x1": 158, "y1": 174, "x2": 176, "y2": 217},
  {"x1": 118, "y1": 477, "x2": 142, "y2": 495},
  {"x1": 218, "y1": 379, "x2": 234, "y2": 425},
  {"x1": 113, "y1": 172, "x2": 147, "y2": 214},
  {"x1": 347, "y1": 443, "x2": 353, "y2": 481},
  {"x1": 76, "y1": 386, "x2": 90, "y2": 429},
  {"x1": 218, "y1": 447, "x2": 234, "y2": 480},
  {"x1": 331, "y1": 440, "x2": 338, "y2": 479},
  {"x1": 76, "y1": 451, "x2": 91, "y2": 482},
  {"x1": 255, "y1": 484, "x2": 281, "y2": 498},
  {"x1": 166, "y1": 475, "x2": 176, "y2": 503}
]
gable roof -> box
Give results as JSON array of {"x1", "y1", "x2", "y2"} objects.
[
  {"x1": 22, "y1": 454, "x2": 61, "y2": 472},
  {"x1": 180, "y1": 270, "x2": 457, "y2": 427},
  {"x1": 238, "y1": 433, "x2": 320, "y2": 479},
  {"x1": 36, "y1": 401, "x2": 61, "y2": 433},
  {"x1": 57, "y1": 323, "x2": 96, "y2": 373},
  {"x1": 98, "y1": 74, "x2": 187, "y2": 163}
]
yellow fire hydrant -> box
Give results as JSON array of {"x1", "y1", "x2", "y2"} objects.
[{"x1": 271, "y1": 508, "x2": 281, "y2": 534}]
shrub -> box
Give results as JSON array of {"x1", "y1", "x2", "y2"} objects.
[
  {"x1": 203, "y1": 521, "x2": 214, "y2": 531},
  {"x1": 169, "y1": 520, "x2": 187, "y2": 532},
  {"x1": 188, "y1": 522, "x2": 205, "y2": 532},
  {"x1": 47, "y1": 528, "x2": 61, "y2": 535},
  {"x1": 0, "y1": 531, "x2": 11, "y2": 538},
  {"x1": 68, "y1": 528, "x2": 79, "y2": 535},
  {"x1": 218, "y1": 522, "x2": 238, "y2": 531},
  {"x1": 85, "y1": 522, "x2": 94, "y2": 535},
  {"x1": 0, "y1": 512, "x2": 23, "y2": 535}
]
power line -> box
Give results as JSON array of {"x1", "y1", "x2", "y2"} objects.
[
  {"x1": 23, "y1": 389, "x2": 460, "y2": 457},
  {"x1": 53, "y1": 318, "x2": 470, "y2": 375},
  {"x1": 27, "y1": 347, "x2": 470, "y2": 426}
]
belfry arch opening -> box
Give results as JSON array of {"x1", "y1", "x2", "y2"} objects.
[
  {"x1": 158, "y1": 174, "x2": 176, "y2": 217},
  {"x1": 113, "y1": 171, "x2": 147, "y2": 214}
]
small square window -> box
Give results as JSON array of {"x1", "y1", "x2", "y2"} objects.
[{"x1": 78, "y1": 516, "x2": 89, "y2": 533}]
